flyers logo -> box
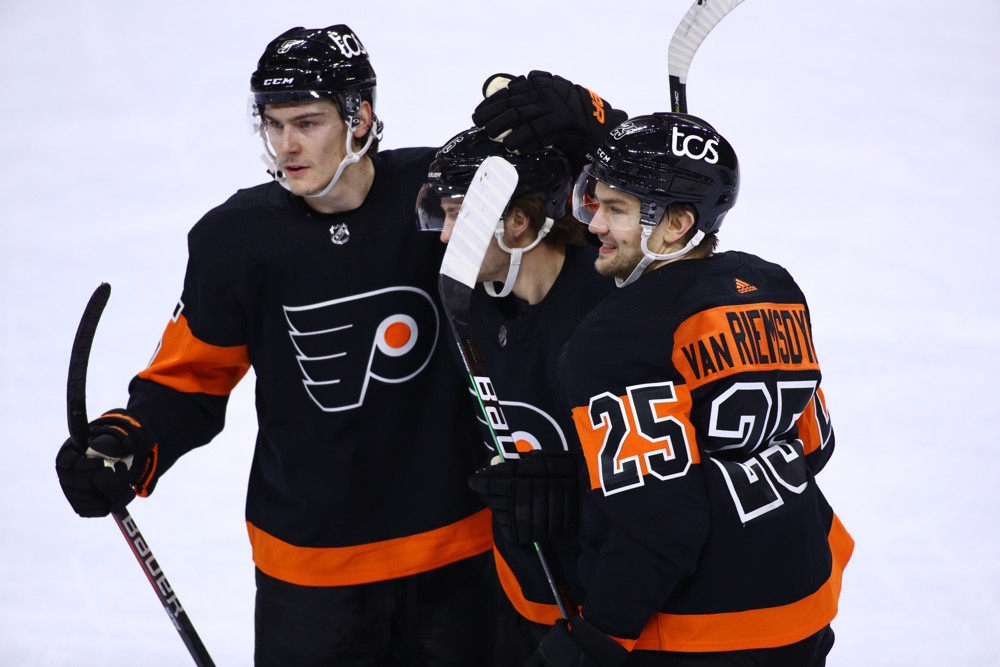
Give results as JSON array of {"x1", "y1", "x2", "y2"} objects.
[
  {"x1": 284, "y1": 287, "x2": 439, "y2": 411},
  {"x1": 471, "y1": 393, "x2": 570, "y2": 459},
  {"x1": 276, "y1": 39, "x2": 305, "y2": 55}
]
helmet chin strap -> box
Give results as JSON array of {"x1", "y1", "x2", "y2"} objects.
[
  {"x1": 616, "y1": 227, "x2": 705, "y2": 288},
  {"x1": 484, "y1": 216, "x2": 555, "y2": 298},
  {"x1": 305, "y1": 119, "x2": 375, "y2": 199}
]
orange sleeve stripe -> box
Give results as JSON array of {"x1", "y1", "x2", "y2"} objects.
[
  {"x1": 246, "y1": 509, "x2": 493, "y2": 587},
  {"x1": 797, "y1": 387, "x2": 827, "y2": 456},
  {"x1": 571, "y1": 386, "x2": 700, "y2": 492},
  {"x1": 137, "y1": 314, "x2": 250, "y2": 396},
  {"x1": 494, "y1": 546, "x2": 574, "y2": 625},
  {"x1": 621, "y1": 513, "x2": 854, "y2": 652}
]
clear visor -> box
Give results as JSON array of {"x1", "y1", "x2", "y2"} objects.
[
  {"x1": 571, "y1": 165, "x2": 662, "y2": 231},
  {"x1": 415, "y1": 183, "x2": 465, "y2": 231},
  {"x1": 247, "y1": 94, "x2": 264, "y2": 135},
  {"x1": 570, "y1": 166, "x2": 601, "y2": 225}
]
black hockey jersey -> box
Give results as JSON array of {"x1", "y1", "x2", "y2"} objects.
[
  {"x1": 126, "y1": 148, "x2": 492, "y2": 587},
  {"x1": 560, "y1": 251, "x2": 853, "y2": 652},
  {"x1": 468, "y1": 243, "x2": 614, "y2": 623}
]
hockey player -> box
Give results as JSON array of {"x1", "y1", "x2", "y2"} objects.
[
  {"x1": 529, "y1": 113, "x2": 854, "y2": 666},
  {"x1": 416, "y1": 126, "x2": 616, "y2": 663},
  {"x1": 54, "y1": 25, "x2": 499, "y2": 666}
]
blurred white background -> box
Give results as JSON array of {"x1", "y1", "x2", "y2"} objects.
[{"x1": 1, "y1": 1, "x2": 997, "y2": 664}]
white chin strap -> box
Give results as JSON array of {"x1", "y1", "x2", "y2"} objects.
[
  {"x1": 484, "y1": 216, "x2": 555, "y2": 298},
  {"x1": 616, "y1": 227, "x2": 705, "y2": 288},
  {"x1": 260, "y1": 115, "x2": 378, "y2": 198}
]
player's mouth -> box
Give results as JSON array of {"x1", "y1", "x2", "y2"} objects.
[{"x1": 283, "y1": 164, "x2": 308, "y2": 176}]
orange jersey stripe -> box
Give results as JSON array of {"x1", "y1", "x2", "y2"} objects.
[
  {"x1": 672, "y1": 303, "x2": 819, "y2": 391},
  {"x1": 247, "y1": 509, "x2": 493, "y2": 587},
  {"x1": 797, "y1": 387, "x2": 829, "y2": 456},
  {"x1": 618, "y1": 513, "x2": 854, "y2": 652},
  {"x1": 494, "y1": 546, "x2": 575, "y2": 625},
  {"x1": 137, "y1": 313, "x2": 250, "y2": 395}
]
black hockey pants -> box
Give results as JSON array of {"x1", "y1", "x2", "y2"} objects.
[
  {"x1": 625, "y1": 624, "x2": 835, "y2": 666},
  {"x1": 254, "y1": 552, "x2": 496, "y2": 666}
]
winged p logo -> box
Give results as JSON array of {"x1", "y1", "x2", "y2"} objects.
[{"x1": 284, "y1": 287, "x2": 439, "y2": 411}]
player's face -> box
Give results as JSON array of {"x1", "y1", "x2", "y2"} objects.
[
  {"x1": 477, "y1": 217, "x2": 517, "y2": 283},
  {"x1": 587, "y1": 182, "x2": 645, "y2": 279},
  {"x1": 263, "y1": 100, "x2": 351, "y2": 196},
  {"x1": 439, "y1": 199, "x2": 510, "y2": 283},
  {"x1": 438, "y1": 197, "x2": 464, "y2": 243}
]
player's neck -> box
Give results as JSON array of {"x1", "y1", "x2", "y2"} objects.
[
  {"x1": 512, "y1": 244, "x2": 566, "y2": 306},
  {"x1": 302, "y1": 156, "x2": 375, "y2": 215}
]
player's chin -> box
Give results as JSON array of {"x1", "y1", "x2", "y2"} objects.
[
  {"x1": 289, "y1": 178, "x2": 324, "y2": 197},
  {"x1": 593, "y1": 255, "x2": 619, "y2": 278}
]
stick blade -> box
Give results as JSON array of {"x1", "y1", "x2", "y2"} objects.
[
  {"x1": 668, "y1": 0, "x2": 745, "y2": 112},
  {"x1": 67, "y1": 282, "x2": 111, "y2": 443},
  {"x1": 668, "y1": 0, "x2": 744, "y2": 82},
  {"x1": 439, "y1": 156, "x2": 519, "y2": 289}
]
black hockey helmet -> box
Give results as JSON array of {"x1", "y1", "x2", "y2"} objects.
[
  {"x1": 416, "y1": 127, "x2": 573, "y2": 231},
  {"x1": 574, "y1": 112, "x2": 739, "y2": 234},
  {"x1": 250, "y1": 25, "x2": 378, "y2": 126}
]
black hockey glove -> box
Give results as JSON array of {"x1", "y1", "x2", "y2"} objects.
[
  {"x1": 55, "y1": 409, "x2": 157, "y2": 518},
  {"x1": 471, "y1": 70, "x2": 628, "y2": 170},
  {"x1": 468, "y1": 450, "x2": 580, "y2": 544},
  {"x1": 527, "y1": 617, "x2": 629, "y2": 667}
]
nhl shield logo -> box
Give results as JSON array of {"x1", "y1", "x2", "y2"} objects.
[{"x1": 329, "y1": 223, "x2": 350, "y2": 245}]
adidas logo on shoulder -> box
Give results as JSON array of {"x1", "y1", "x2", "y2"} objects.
[{"x1": 735, "y1": 278, "x2": 758, "y2": 294}]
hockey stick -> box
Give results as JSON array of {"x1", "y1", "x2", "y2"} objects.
[
  {"x1": 67, "y1": 283, "x2": 216, "y2": 667},
  {"x1": 438, "y1": 156, "x2": 575, "y2": 620},
  {"x1": 668, "y1": 0, "x2": 745, "y2": 113}
]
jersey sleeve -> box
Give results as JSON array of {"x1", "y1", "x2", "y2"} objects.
[
  {"x1": 798, "y1": 386, "x2": 835, "y2": 475},
  {"x1": 564, "y1": 314, "x2": 710, "y2": 642},
  {"x1": 126, "y1": 208, "x2": 253, "y2": 490}
]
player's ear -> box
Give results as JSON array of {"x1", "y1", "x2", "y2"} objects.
[
  {"x1": 662, "y1": 208, "x2": 695, "y2": 243},
  {"x1": 507, "y1": 207, "x2": 532, "y2": 238},
  {"x1": 353, "y1": 100, "x2": 373, "y2": 138}
]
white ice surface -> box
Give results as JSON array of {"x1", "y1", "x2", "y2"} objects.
[{"x1": 1, "y1": 1, "x2": 998, "y2": 664}]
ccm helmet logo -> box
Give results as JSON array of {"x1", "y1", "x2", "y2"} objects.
[
  {"x1": 671, "y1": 126, "x2": 719, "y2": 164},
  {"x1": 263, "y1": 77, "x2": 294, "y2": 86}
]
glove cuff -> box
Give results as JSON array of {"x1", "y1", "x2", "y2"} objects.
[{"x1": 89, "y1": 408, "x2": 158, "y2": 494}]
